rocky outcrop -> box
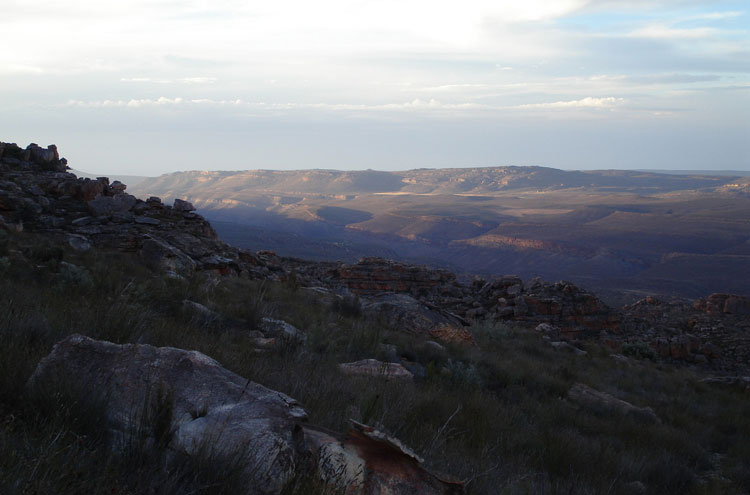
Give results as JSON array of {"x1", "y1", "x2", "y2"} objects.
[
  {"x1": 29, "y1": 335, "x2": 463, "y2": 494},
  {"x1": 328, "y1": 258, "x2": 619, "y2": 338},
  {"x1": 619, "y1": 296, "x2": 750, "y2": 373},
  {"x1": 694, "y1": 293, "x2": 750, "y2": 316},
  {"x1": 0, "y1": 141, "x2": 273, "y2": 279},
  {"x1": 333, "y1": 257, "x2": 456, "y2": 295}
]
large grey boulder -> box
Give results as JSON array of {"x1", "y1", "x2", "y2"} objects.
[
  {"x1": 28, "y1": 334, "x2": 307, "y2": 494},
  {"x1": 28, "y1": 335, "x2": 465, "y2": 494},
  {"x1": 139, "y1": 235, "x2": 197, "y2": 276},
  {"x1": 362, "y1": 293, "x2": 475, "y2": 345}
]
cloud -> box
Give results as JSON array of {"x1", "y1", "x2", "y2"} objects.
[
  {"x1": 516, "y1": 97, "x2": 625, "y2": 109},
  {"x1": 629, "y1": 25, "x2": 717, "y2": 39},
  {"x1": 66, "y1": 97, "x2": 189, "y2": 108},
  {"x1": 120, "y1": 77, "x2": 218, "y2": 84}
]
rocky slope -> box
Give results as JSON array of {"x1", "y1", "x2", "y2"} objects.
[
  {"x1": 2, "y1": 140, "x2": 749, "y2": 375},
  {"x1": 3, "y1": 140, "x2": 750, "y2": 494}
]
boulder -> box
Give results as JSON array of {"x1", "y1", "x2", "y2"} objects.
[
  {"x1": 173, "y1": 198, "x2": 196, "y2": 212},
  {"x1": 568, "y1": 383, "x2": 659, "y2": 423},
  {"x1": 67, "y1": 234, "x2": 91, "y2": 252},
  {"x1": 304, "y1": 421, "x2": 464, "y2": 495},
  {"x1": 261, "y1": 317, "x2": 305, "y2": 341},
  {"x1": 361, "y1": 293, "x2": 473, "y2": 344},
  {"x1": 550, "y1": 341, "x2": 588, "y2": 356},
  {"x1": 135, "y1": 216, "x2": 160, "y2": 225},
  {"x1": 140, "y1": 236, "x2": 197, "y2": 276},
  {"x1": 28, "y1": 335, "x2": 307, "y2": 494},
  {"x1": 88, "y1": 193, "x2": 137, "y2": 216},
  {"x1": 339, "y1": 359, "x2": 413, "y2": 379}
]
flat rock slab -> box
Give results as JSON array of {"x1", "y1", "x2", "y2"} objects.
[
  {"x1": 339, "y1": 359, "x2": 414, "y2": 379},
  {"x1": 568, "y1": 383, "x2": 659, "y2": 423}
]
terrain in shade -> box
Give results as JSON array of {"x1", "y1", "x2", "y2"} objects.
[{"x1": 131, "y1": 166, "x2": 750, "y2": 305}]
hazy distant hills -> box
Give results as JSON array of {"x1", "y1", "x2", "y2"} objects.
[
  {"x1": 131, "y1": 166, "x2": 750, "y2": 304},
  {"x1": 139, "y1": 166, "x2": 742, "y2": 196}
]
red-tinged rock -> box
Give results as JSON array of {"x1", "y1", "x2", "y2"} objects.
[
  {"x1": 429, "y1": 325, "x2": 476, "y2": 346},
  {"x1": 304, "y1": 421, "x2": 465, "y2": 495},
  {"x1": 333, "y1": 257, "x2": 455, "y2": 295}
]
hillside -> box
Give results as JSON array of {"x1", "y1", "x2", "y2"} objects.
[
  {"x1": 132, "y1": 166, "x2": 750, "y2": 304},
  {"x1": 2, "y1": 141, "x2": 750, "y2": 494}
]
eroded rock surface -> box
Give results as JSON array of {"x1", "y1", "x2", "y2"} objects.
[
  {"x1": 29, "y1": 334, "x2": 306, "y2": 494},
  {"x1": 304, "y1": 421, "x2": 464, "y2": 495},
  {"x1": 28, "y1": 335, "x2": 463, "y2": 494}
]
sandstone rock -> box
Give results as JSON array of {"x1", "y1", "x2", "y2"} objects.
[
  {"x1": 333, "y1": 257, "x2": 455, "y2": 295},
  {"x1": 568, "y1": 383, "x2": 659, "y2": 423},
  {"x1": 75, "y1": 178, "x2": 107, "y2": 201},
  {"x1": 29, "y1": 335, "x2": 307, "y2": 494},
  {"x1": 67, "y1": 234, "x2": 91, "y2": 252},
  {"x1": 535, "y1": 323, "x2": 560, "y2": 335},
  {"x1": 304, "y1": 421, "x2": 464, "y2": 495},
  {"x1": 173, "y1": 198, "x2": 195, "y2": 212},
  {"x1": 550, "y1": 341, "x2": 587, "y2": 356},
  {"x1": 252, "y1": 337, "x2": 277, "y2": 349},
  {"x1": 110, "y1": 180, "x2": 127, "y2": 193},
  {"x1": 88, "y1": 193, "x2": 137, "y2": 216},
  {"x1": 428, "y1": 325, "x2": 476, "y2": 345},
  {"x1": 140, "y1": 236, "x2": 197, "y2": 276},
  {"x1": 261, "y1": 317, "x2": 305, "y2": 341},
  {"x1": 181, "y1": 300, "x2": 226, "y2": 327},
  {"x1": 135, "y1": 216, "x2": 160, "y2": 225},
  {"x1": 339, "y1": 359, "x2": 413, "y2": 379},
  {"x1": 364, "y1": 293, "x2": 453, "y2": 333}
]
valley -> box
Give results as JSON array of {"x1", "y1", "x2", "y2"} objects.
[{"x1": 132, "y1": 167, "x2": 750, "y2": 305}]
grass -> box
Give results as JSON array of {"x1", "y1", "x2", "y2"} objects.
[{"x1": 0, "y1": 230, "x2": 749, "y2": 494}]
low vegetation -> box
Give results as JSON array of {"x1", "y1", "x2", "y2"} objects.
[{"x1": 1, "y1": 229, "x2": 749, "y2": 494}]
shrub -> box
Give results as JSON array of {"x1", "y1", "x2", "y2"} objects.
[
  {"x1": 331, "y1": 294, "x2": 362, "y2": 318},
  {"x1": 622, "y1": 342, "x2": 658, "y2": 361}
]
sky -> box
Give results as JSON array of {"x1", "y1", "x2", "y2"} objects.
[{"x1": 1, "y1": 0, "x2": 749, "y2": 175}]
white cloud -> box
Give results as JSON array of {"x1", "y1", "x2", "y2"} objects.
[
  {"x1": 630, "y1": 25, "x2": 717, "y2": 39},
  {"x1": 120, "y1": 77, "x2": 218, "y2": 84},
  {"x1": 516, "y1": 97, "x2": 625, "y2": 109}
]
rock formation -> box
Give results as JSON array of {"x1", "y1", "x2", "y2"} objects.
[
  {"x1": 29, "y1": 334, "x2": 464, "y2": 495},
  {"x1": 3, "y1": 140, "x2": 749, "y2": 374}
]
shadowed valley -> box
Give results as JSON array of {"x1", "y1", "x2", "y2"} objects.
[{"x1": 132, "y1": 167, "x2": 750, "y2": 305}]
